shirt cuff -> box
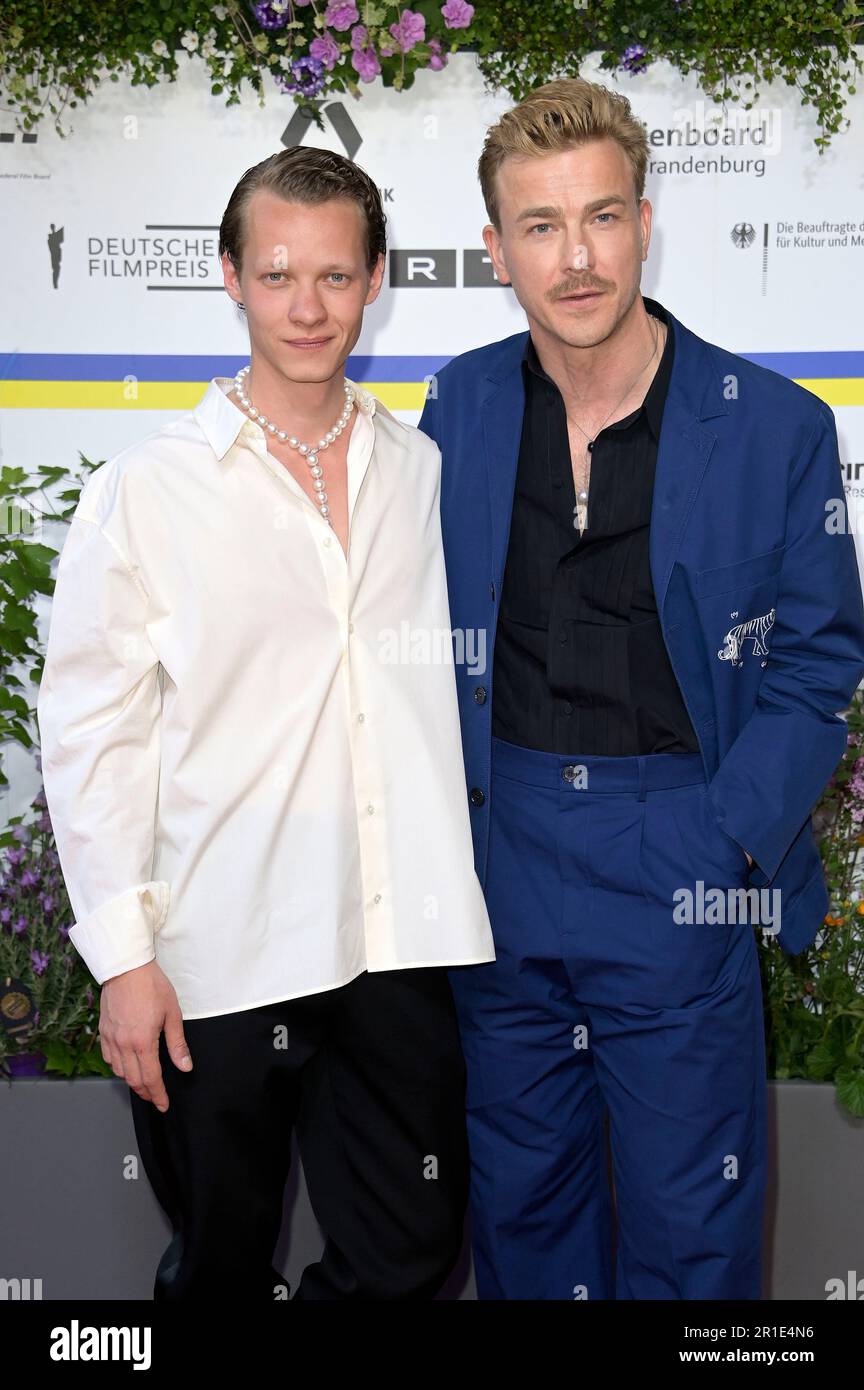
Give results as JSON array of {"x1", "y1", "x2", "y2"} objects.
[{"x1": 68, "y1": 880, "x2": 170, "y2": 984}]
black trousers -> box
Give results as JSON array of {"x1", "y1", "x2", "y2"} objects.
[{"x1": 129, "y1": 966, "x2": 470, "y2": 1300}]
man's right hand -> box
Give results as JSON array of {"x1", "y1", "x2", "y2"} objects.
[{"x1": 99, "y1": 960, "x2": 192, "y2": 1112}]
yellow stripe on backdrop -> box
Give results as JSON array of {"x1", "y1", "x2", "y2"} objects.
[{"x1": 0, "y1": 381, "x2": 431, "y2": 412}]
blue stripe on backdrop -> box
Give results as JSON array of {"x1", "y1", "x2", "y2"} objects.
[{"x1": 0, "y1": 351, "x2": 863, "y2": 380}]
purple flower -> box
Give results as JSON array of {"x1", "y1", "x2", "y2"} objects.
[
  {"x1": 350, "y1": 23, "x2": 369, "y2": 49},
  {"x1": 6, "y1": 848, "x2": 25, "y2": 866},
  {"x1": 441, "y1": 0, "x2": 474, "y2": 28},
  {"x1": 40, "y1": 893, "x2": 55, "y2": 913},
  {"x1": 0, "y1": 907, "x2": 11, "y2": 925},
  {"x1": 85, "y1": 986, "x2": 94, "y2": 1007},
  {"x1": 58, "y1": 923, "x2": 70, "y2": 940},
  {"x1": 325, "y1": 1, "x2": 359, "y2": 31},
  {"x1": 621, "y1": 43, "x2": 648, "y2": 75},
  {"x1": 389, "y1": 9, "x2": 425, "y2": 52},
  {"x1": 310, "y1": 33, "x2": 341, "y2": 71},
  {"x1": 20, "y1": 869, "x2": 38, "y2": 888},
  {"x1": 351, "y1": 44, "x2": 381, "y2": 81},
  {"x1": 278, "y1": 54, "x2": 327, "y2": 97},
  {"x1": 428, "y1": 37, "x2": 447, "y2": 70},
  {"x1": 12, "y1": 825, "x2": 30, "y2": 842},
  {"x1": 252, "y1": 1, "x2": 291, "y2": 28},
  {"x1": 31, "y1": 948, "x2": 50, "y2": 975}
]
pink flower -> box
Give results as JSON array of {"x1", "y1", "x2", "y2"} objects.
[
  {"x1": 389, "y1": 8, "x2": 425, "y2": 52},
  {"x1": 428, "y1": 37, "x2": 447, "y2": 70},
  {"x1": 310, "y1": 33, "x2": 341, "y2": 70},
  {"x1": 441, "y1": 0, "x2": 474, "y2": 28},
  {"x1": 324, "y1": 1, "x2": 359, "y2": 32},
  {"x1": 351, "y1": 44, "x2": 381, "y2": 81}
]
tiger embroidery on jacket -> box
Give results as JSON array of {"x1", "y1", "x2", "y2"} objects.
[{"x1": 717, "y1": 608, "x2": 776, "y2": 668}]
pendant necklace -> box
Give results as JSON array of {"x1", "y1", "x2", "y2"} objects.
[
  {"x1": 230, "y1": 363, "x2": 355, "y2": 526},
  {"x1": 570, "y1": 315, "x2": 661, "y2": 536}
]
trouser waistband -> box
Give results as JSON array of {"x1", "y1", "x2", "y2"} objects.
[{"x1": 490, "y1": 736, "x2": 706, "y2": 799}]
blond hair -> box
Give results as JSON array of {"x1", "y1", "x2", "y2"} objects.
[{"x1": 478, "y1": 77, "x2": 649, "y2": 230}]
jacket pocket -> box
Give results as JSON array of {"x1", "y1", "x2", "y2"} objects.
[{"x1": 695, "y1": 543, "x2": 786, "y2": 598}]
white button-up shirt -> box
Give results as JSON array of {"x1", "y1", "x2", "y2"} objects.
[{"x1": 36, "y1": 375, "x2": 495, "y2": 1019}]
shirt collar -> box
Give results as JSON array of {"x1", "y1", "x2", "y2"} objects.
[
  {"x1": 522, "y1": 295, "x2": 674, "y2": 444},
  {"x1": 194, "y1": 374, "x2": 377, "y2": 463}
]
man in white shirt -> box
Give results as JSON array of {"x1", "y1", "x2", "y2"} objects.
[{"x1": 36, "y1": 145, "x2": 495, "y2": 1301}]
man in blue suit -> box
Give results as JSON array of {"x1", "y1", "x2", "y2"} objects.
[{"x1": 418, "y1": 76, "x2": 864, "y2": 1300}]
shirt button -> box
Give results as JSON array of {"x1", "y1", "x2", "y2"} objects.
[
  {"x1": 367, "y1": 803, "x2": 375, "y2": 814},
  {"x1": 563, "y1": 702, "x2": 574, "y2": 715},
  {"x1": 358, "y1": 712, "x2": 365, "y2": 723},
  {"x1": 322, "y1": 536, "x2": 331, "y2": 547},
  {"x1": 474, "y1": 686, "x2": 487, "y2": 705},
  {"x1": 562, "y1": 765, "x2": 576, "y2": 782},
  {"x1": 373, "y1": 893, "x2": 382, "y2": 904},
  {"x1": 469, "y1": 787, "x2": 485, "y2": 807},
  {"x1": 559, "y1": 629, "x2": 568, "y2": 644}
]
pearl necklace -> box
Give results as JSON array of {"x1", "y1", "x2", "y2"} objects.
[{"x1": 230, "y1": 364, "x2": 355, "y2": 526}]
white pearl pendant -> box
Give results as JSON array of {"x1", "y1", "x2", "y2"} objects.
[{"x1": 232, "y1": 363, "x2": 356, "y2": 530}]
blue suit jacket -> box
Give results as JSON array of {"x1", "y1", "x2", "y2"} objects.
[{"x1": 418, "y1": 296, "x2": 864, "y2": 955}]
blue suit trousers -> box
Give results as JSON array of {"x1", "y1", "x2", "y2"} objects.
[{"x1": 448, "y1": 736, "x2": 768, "y2": 1300}]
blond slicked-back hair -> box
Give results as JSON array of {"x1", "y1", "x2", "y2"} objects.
[{"x1": 478, "y1": 77, "x2": 650, "y2": 231}]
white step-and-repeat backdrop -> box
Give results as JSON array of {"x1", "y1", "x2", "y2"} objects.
[{"x1": 2, "y1": 51, "x2": 863, "y2": 820}]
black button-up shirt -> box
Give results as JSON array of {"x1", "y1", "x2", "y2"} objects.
[{"x1": 491, "y1": 297, "x2": 700, "y2": 756}]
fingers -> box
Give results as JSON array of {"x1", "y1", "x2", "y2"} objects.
[
  {"x1": 97, "y1": 970, "x2": 191, "y2": 1111},
  {"x1": 128, "y1": 1039, "x2": 169, "y2": 1112},
  {"x1": 100, "y1": 1026, "x2": 165, "y2": 1109},
  {"x1": 163, "y1": 1007, "x2": 193, "y2": 1075}
]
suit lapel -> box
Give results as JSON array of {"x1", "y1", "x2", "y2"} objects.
[
  {"x1": 649, "y1": 307, "x2": 729, "y2": 612},
  {"x1": 480, "y1": 340, "x2": 527, "y2": 593}
]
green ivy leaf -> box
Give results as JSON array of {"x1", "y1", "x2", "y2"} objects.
[{"x1": 835, "y1": 1066, "x2": 864, "y2": 1117}]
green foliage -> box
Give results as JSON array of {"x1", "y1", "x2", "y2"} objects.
[
  {"x1": 0, "y1": 2, "x2": 860, "y2": 151},
  {"x1": 0, "y1": 455, "x2": 99, "y2": 790},
  {"x1": 0, "y1": 783, "x2": 112, "y2": 1081},
  {"x1": 758, "y1": 687, "x2": 864, "y2": 1115},
  {"x1": 0, "y1": 457, "x2": 111, "y2": 1079},
  {"x1": 473, "y1": 1, "x2": 863, "y2": 155}
]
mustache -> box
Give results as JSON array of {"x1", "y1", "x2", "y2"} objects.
[{"x1": 552, "y1": 284, "x2": 606, "y2": 298}]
